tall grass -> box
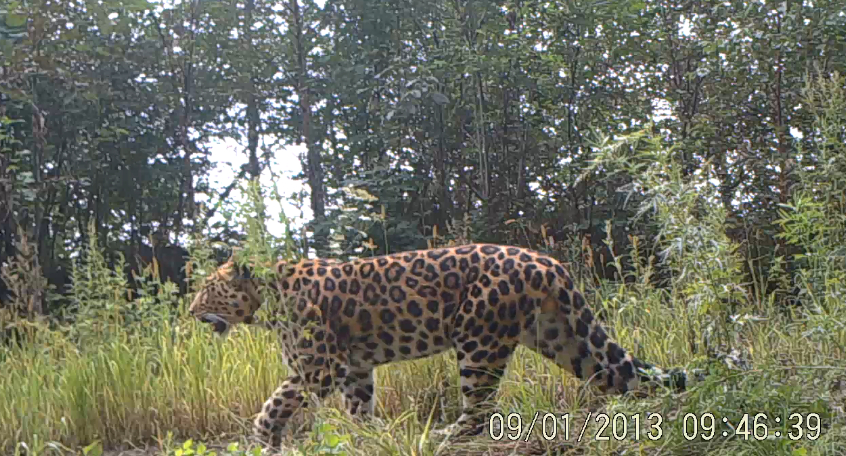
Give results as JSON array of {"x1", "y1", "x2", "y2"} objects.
[
  {"x1": 2, "y1": 76, "x2": 846, "y2": 455},
  {"x1": 3, "y1": 291, "x2": 843, "y2": 455}
]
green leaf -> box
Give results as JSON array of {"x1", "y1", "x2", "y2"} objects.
[
  {"x1": 5, "y1": 13, "x2": 26, "y2": 28},
  {"x1": 82, "y1": 441, "x2": 103, "y2": 456},
  {"x1": 325, "y1": 434, "x2": 340, "y2": 447}
]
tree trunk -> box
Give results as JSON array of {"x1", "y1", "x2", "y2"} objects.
[
  {"x1": 290, "y1": 0, "x2": 327, "y2": 255},
  {"x1": 245, "y1": 0, "x2": 261, "y2": 180}
]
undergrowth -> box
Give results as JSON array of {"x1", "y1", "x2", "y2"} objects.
[{"x1": 2, "y1": 77, "x2": 846, "y2": 455}]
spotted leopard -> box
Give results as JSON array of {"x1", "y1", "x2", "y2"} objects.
[{"x1": 188, "y1": 243, "x2": 695, "y2": 446}]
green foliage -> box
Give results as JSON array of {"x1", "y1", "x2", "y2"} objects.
[
  {"x1": 62, "y1": 221, "x2": 178, "y2": 345},
  {"x1": 230, "y1": 179, "x2": 298, "y2": 272},
  {"x1": 588, "y1": 128, "x2": 747, "y2": 348},
  {"x1": 2, "y1": 0, "x2": 846, "y2": 301},
  {"x1": 164, "y1": 439, "x2": 261, "y2": 456},
  {"x1": 3, "y1": 166, "x2": 846, "y2": 455},
  {"x1": 776, "y1": 73, "x2": 846, "y2": 312},
  {"x1": 293, "y1": 420, "x2": 351, "y2": 456},
  {"x1": 1, "y1": 2, "x2": 846, "y2": 456}
]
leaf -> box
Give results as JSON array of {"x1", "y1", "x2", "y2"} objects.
[
  {"x1": 326, "y1": 434, "x2": 340, "y2": 447},
  {"x1": 82, "y1": 441, "x2": 103, "y2": 456},
  {"x1": 5, "y1": 13, "x2": 26, "y2": 28},
  {"x1": 431, "y1": 92, "x2": 449, "y2": 104}
]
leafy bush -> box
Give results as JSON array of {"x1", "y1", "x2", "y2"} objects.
[{"x1": 2, "y1": 78, "x2": 846, "y2": 454}]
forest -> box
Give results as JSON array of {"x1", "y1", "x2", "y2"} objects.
[{"x1": 1, "y1": 0, "x2": 845, "y2": 454}]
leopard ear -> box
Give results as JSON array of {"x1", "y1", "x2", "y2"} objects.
[
  {"x1": 218, "y1": 261, "x2": 237, "y2": 281},
  {"x1": 237, "y1": 263, "x2": 253, "y2": 279},
  {"x1": 219, "y1": 248, "x2": 253, "y2": 280},
  {"x1": 275, "y1": 260, "x2": 296, "y2": 278},
  {"x1": 226, "y1": 247, "x2": 241, "y2": 264},
  {"x1": 219, "y1": 261, "x2": 253, "y2": 281}
]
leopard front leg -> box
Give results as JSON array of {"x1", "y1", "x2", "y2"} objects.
[
  {"x1": 342, "y1": 368, "x2": 375, "y2": 417},
  {"x1": 254, "y1": 323, "x2": 350, "y2": 447},
  {"x1": 253, "y1": 374, "x2": 306, "y2": 447},
  {"x1": 253, "y1": 366, "x2": 349, "y2": 447}
]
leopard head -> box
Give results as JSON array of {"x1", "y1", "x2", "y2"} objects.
[{"x1": 188, "y1": 261, "x2": 262, "y2": 336}]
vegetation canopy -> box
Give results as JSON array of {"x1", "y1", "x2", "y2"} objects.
[{"x1": 0, "y1": 0, "x2": 845, "y2": 455}]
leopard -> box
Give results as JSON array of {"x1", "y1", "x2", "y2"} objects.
[{"x1": 188, "y1": 243, "x2": 697, "y2": 446}]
